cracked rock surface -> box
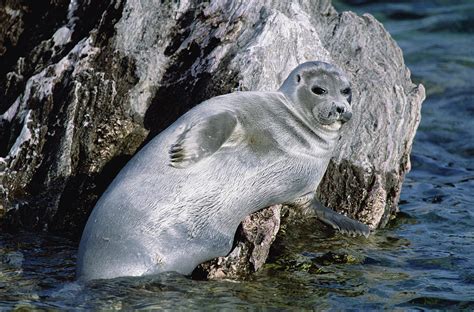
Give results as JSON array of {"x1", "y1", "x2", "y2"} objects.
[{"x1": 0, "y1": 0, "x2": 424, "y2": 278}]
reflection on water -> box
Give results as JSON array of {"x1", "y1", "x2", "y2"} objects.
[{"x1": 1, "y1": 0, "x2": 474, "y2": 309}]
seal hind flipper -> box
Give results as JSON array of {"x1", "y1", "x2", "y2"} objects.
[
  {"x1": 311, "y1": 200, "x2": 370, "y2": 237},
  {"x1": 169, "y1": 112, "x2": 237, "y2": 168}
]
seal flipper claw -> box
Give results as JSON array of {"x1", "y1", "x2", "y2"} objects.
[
  {"x1": 311, "y1": 200, "x2": 370, "y2": 237},
  {"x1": 169, "y1": 112, "x2": 237, "y2": 168}
]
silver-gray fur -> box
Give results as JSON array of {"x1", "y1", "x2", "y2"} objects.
[{"x1": 76, "y1": 61, "x2": 369, "y2": 281}]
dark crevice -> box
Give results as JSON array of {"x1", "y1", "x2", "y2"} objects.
[
  {"x1": 92, "y1": 0, "x2": 126, "y2": 47},
  {"x1": 163, "y1": 10, "x2": 196, "y2": 56},
  {"x1": 0, "y1": 118, "x2": 9, "y2": 155}
]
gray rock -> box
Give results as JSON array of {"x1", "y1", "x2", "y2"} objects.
[
  {"x1": 193, "y1": 205, "x2": 282, "y2": 280},
  {"x1": 0, "y1": 0, "x2": 423, "y2": 277},
  {"x1": 316, "y1": 12, "x2": 424, "y2": 228}
]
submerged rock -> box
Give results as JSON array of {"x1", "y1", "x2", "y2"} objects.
[{"x1": 0, "y1": 0, "x2": 423, "y2": 277}]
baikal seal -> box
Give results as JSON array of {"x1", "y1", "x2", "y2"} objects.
[{"x1": 76, "y1": 61, "x2": 370, "y2": 281}]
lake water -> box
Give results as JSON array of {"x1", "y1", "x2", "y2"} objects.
[{"x1": 1, "y1": 0, "x2": 473, "y2": 310}]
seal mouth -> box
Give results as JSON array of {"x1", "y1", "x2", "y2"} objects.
[
  {"x1": 321, "y1": 120, "x2": 342, "y2": 131},
  {"x1": 314, "y1": 107, "x2": 348, "y2": 131}
]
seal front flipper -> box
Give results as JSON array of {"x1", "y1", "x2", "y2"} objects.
[
  {"x1": 311, "y1": 200, "x2": 370, "y2": 237},
  {"x1": 169, "y1": 111, "x2": 237, "y2": 168}
]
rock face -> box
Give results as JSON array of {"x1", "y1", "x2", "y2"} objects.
[
  {"x1": 0, "y1": 0, "x2": 424, "y2": 276},
  {"x1": 193, "y1": 205, "x2": 282, "y2": 280}
]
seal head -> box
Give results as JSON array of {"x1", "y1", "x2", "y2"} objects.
[{"x1": 279, "y1": 61, "x2": 353, "y2": 131}]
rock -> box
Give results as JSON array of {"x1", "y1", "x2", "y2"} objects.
[
  {"x1": 0, "y1": 0, "x2": 424, "y2": 277},
  {"x1": 193, "y1": 205, "x2": 282, "y2": 280},
  {"x1": 315, "y1": 12, "x2": 425, "y2": 228}
]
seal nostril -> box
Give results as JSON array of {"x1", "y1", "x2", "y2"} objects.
[{"x1": 336, "y1": 106, "x2": 344, "y2": 114}]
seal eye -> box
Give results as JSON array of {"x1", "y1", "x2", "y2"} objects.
[
  {"x1": 311, "y1": 86, "x2": 326, "y2": 95},
  {"x1": 341, "y1": 88, "x2": 351, "y2": 96}
]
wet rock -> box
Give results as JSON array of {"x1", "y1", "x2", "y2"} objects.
[
  {"x1": 0, "y1": 0, "x2": 423, "y2": 277},
  {"x1": 193, "y1": 205, "x2": 281, "y2": 280},
  {"x1": 313, "y1": 251, "x2": 361, "y2": 266},
  {"x1": 1, "y1": 251, "x2": 24, "y2": 268}
]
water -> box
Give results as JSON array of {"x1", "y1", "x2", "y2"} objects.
[{"x1": 1, "y1": 0, "x2": 473, "y2": 310}]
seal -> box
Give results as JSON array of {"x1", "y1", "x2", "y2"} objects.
[{"x1": 76, "y1": 61, "x2": 370, "y2": 281}]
